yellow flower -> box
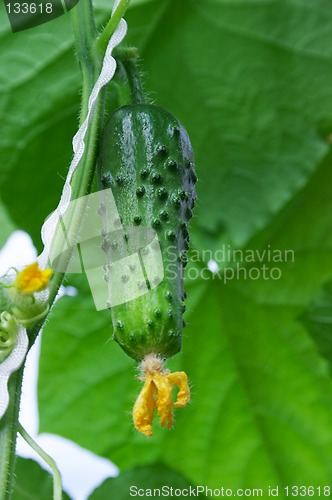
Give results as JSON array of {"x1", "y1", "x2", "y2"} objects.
[
  {"x1": 14, "y1": 263, "x2": 53, "y2": 295},
  {"x1": 133, "y1": 354, "x2": 190, "y2": 437}
]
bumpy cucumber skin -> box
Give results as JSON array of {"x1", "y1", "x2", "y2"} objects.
[{"x1": 99, "y1": 104, "x2": 197, "y2": 361}]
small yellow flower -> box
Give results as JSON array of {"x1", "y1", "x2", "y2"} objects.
[
  {"x1": 133, "y1": 353, "x2": 190, "y2": 437},
  {"x1": 14, "y1": 263, "x2": 53, "y2": 295}
]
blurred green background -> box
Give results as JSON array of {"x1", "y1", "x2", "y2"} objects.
[{"x1": 1, "y1": 0, "x2": 332, "y2": 497}]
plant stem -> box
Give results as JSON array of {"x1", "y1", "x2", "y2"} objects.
[
  {"x1": 120, "y1": 58, "x2": 146, "y2": 104},
  {"x1": 0, "y1": 0, "x2": 106, "y2": 496},
  {"x1": 94, "y1": 0, "x2": 131, "y2": 57},
  {"x1": 71, "y1": 0, "x2": 100, "y2": 122},
  {"x1": 32, "y1": 0, "x2": 104, "y2": 334},
  {"x1": 18, "y1": 424, "x2": 62, "y2": 500},
  {"x1": 0, "y1": 366, "x2": 23, "y2": 499}
]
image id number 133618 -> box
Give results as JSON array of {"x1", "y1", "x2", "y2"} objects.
[
  {"x1": 6, "y1": 2, "x2": 52, "y2": 13},
  {"x1": 284, "y1": 486, "x2": 330, "y2": 496}
]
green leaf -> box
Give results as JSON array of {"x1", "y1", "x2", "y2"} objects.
[
  {"x1": 172, "y1": 286, "x2": 332, "y2": 489},
  {"x1": 13, "y1": 457, "x2": 71, "y2": 499},
  {"x1": 39, "y1": 148, "x2": 332, "y2": 492},
  {"x1": 88, "y1": 463, "x2": 206, "y2": 499},
  {"x1": 124, "y1": 0, "x2": 332, "y2": 249},
  {"x1": 5, "y1": 0, "x2": 330, "y2": 495}
]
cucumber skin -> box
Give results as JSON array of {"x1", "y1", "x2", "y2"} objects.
[{"x1": 99, "y1": 104, "x2": 197, "y2": 361}]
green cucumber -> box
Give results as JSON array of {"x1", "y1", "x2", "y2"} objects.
[{"x1": 98, "y1": 104, "x2": 197, "y2": 361}]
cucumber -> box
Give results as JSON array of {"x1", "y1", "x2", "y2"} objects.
[{"x1": 98, "y1": 104, "x2": 196, "y2": 361}]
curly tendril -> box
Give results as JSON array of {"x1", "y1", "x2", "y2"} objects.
[{"x1": 0, "y1": 311, "x2": 18, "y2": 363}]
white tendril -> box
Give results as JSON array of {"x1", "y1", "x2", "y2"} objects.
[{"x1": 38, "y1": 0, "x2": 127, "y2": 269}]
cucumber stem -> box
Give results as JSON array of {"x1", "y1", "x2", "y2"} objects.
[{"x1": 120, "y1": 58, "x2": 146, "y2": 105}]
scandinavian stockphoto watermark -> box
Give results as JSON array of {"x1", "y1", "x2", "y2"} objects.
[
  {"x1": 46, "y1": 189, "x2": 295, "y2": 311},
  {"x1": 165, "y1": 244, "x2": 295, "y2": 284}
]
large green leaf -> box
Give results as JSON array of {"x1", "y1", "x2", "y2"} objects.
[
  {"x1": 39, "y1": 152, "x2": 332, "y2": 494},
  {"x1": 124, "y1": 0, "x2": 332, "y2": 249},
  {"x1": 1, "y1": 0, "x2": 331, "y2": 496}
]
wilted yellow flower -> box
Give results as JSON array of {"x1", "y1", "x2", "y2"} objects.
[
  {"x1": 14, "y1": 263, "x2": 53, "y2": 295},
  {"x1": 133, "y1": 354, "x2": 190, "y2": 437}
]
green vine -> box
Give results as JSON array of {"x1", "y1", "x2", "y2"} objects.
[
  {"x1": 18, "y1": 424, "x2": 62, "y2": 500},
  {"x1": 94, "y1": 0, "x2": 131, "y2": 57},
  {"x1": 0, "y1": 366, "x2": 24, "y2": 498}
]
